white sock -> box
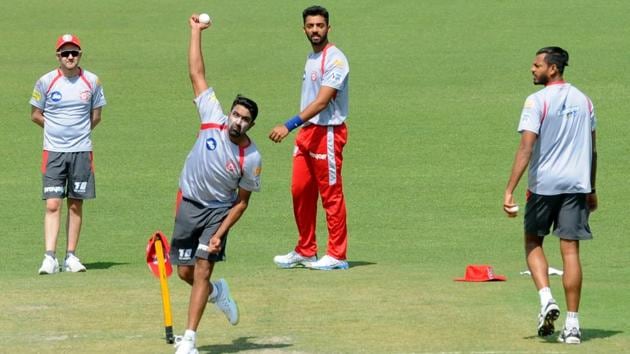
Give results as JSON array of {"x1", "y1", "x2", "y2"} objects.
[
  {"x1": 538, "y1": 287, "x2": 553, "y2": 307},
  {"x1": 184, "y1": 329, "x2": 196, "y2": 340},
  {"x1": 565, "y1": 311, "x2": 579, "y2": 329}
]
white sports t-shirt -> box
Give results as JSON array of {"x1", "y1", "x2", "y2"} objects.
[
  {"x1": 518, "y1": 82, "x2": 596, "y2": 195},
  {"x1": 178, "y1": 88, "x2": 262, "y2": 208},
  {"x1": 30, "y1": 68, "x2": 106, "y2": 152},
  {"x1": 301, "y1": 44, "x2": 349, "y2": 126}
]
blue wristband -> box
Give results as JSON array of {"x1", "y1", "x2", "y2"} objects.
[{"x1": 284, "y1": 115, "x2": 303, "y2": 132}]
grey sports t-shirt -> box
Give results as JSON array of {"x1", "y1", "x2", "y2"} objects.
[
  {"x1": 518, "y1": 82, "x2": 596, "y2": 195},
  {"x1": 30, "y1": 68, "x2": 106, "y2": 152},
  {"x1": 178, "y1": 88, "x2": 262, "y2": 208}
]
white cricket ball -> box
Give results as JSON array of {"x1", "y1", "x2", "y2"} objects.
[
  {"x1": 199, "y1": 13, "x2": 211, "y2": 24},
  {"x1": 505, "y1": 205, "x2": 519, "y2": 213}
]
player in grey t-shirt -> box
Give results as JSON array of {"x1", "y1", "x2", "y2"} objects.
[
  {"x1": 30, "y1": 34, "x2": 106, "y2": 275},
  {"x1": 503, "y1": 47, "x2": 597, "y2": 344},
  {"x1": 171, "y1": 14, "x2": 262, "y2": 354}
]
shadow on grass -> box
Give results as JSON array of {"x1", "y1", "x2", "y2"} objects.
[
  {"x1": 84, "y1": 261, "x2": 129, "y2": 270},
  {"x1": 198, "y1": 336, "x2": 292, "y2": 353},
  {"x1": 348, "y1": 260, "x2": 376, "y2": 268},
  {"x1": 524, "y1": 328, "x2": 623, "y2": 342}
]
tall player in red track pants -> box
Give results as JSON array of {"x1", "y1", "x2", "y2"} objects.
[{"x1": 292, "y1": 124, "x2": 348, "y2": 260}]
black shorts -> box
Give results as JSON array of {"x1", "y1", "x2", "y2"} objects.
[
  {"x1": 42, "y1": 151, "x2": 96, "y2": 200},
  {"x1": 524, "y1": 192, "x2": 592, "y2": 240},
  {"x1": 169, "y1": 197, "x2": 230, "y2": 265}
]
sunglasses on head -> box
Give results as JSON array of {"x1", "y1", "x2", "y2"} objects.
[{"x1": 58, "y1": 50, "x2": 81, "y2": 58}]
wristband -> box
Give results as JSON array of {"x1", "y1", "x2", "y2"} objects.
[
  {"x1": 590, "y1": 188, "x2": 596, "y2": 194},
  {"x1": 284, "y1": 115, "x2": 303, "y2": 132}
]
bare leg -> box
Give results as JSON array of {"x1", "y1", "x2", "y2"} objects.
[
  {"x1": 560, "y1": 239, "x2": 582, "y2": 312},
  {"x1": 525, "y1": 233, "x2": 549, "y2": 290},
  {"x1": 66, "y1": 198, "x2": 83, "y2": 252},
  {"x1": 180, "y1": 259, "x2": 215, "y2": 331},
  {"x1": 44, "y1": 198, "x2": 63, "y2": 252}
]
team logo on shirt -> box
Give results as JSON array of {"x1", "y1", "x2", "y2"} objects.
[
  {"x1": 50, "y1": 91, "x2": 62, "y2": 102},
  {"x1": 205, "y1": 137, "x2": 217, "y2": 151},
  {"x1": 226, "y1": 161, "x2": 236, "y2": 173},
  {"x1": 311, "y1": 71, "x2": 318, "y2": 81},
  {"x1": 80, "y1": 90, "x2": 92, "y2": 101}
]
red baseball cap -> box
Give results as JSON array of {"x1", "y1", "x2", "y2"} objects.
[
  {"x1": 454, "y1": 265, "x2": 507, "y2": 282},
  {"x1": 56, "y1": 33, "x2": 81, "y2": 51}
]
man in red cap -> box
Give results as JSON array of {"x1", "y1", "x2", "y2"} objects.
[{"x1": 30, "y1": 33, "x2": 107, "y2": 275}]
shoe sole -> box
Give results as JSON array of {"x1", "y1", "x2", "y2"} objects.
[
  {"x1": 307, "y1": 263, "x2": 349, "y2": 271},
  {"x1": 64, "y1": 267, "x2": 87, "y2": 272},
  {"x1": 537, "y1": 308, "x2": 560, "y2": 337},
  {"x1": 274, "y1": 260, "x2": 314, "y2": 269}
]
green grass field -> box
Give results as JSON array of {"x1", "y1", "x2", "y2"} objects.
[{"x1": 1, "y1": 0, "x2": 629, "y2": 353}]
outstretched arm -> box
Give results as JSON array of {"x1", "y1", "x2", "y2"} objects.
[
  {"x1": 504, "y1": 131, "x2": 537, "y2": 217},
  {"x1": 188, "y1": 14, "x2": 211, "y2": 98}
]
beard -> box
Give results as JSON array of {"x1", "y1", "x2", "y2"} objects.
[
  {"x1": 308, "y1": 32, "x2": 328, "y2": 46},
  {"x1": 533, "y1": 73, "x2": 549, "y2": 86}
]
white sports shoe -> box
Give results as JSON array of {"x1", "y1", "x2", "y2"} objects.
[
  {"x1": 537, "y1": 300, "x2": 560, "y2": 337},
  {"x1": 63, "y1": 254, "x2": 87, "y2": 272},
  {"x1": 174, "y1": 335, "x2": 199, "y2": 354},
  {"x1": 558, "y1": 326, "x2": 581, "y2": 344},
  {"x1": 38, "y1": 255, "x2": 60, "y2": 275},
  {"x1": 210, "y1": 279, "x2": 239, "y2": 325},
  {"x1": 273, "y1": 251, "x2": 316, "y2": 268},
  {"x1": 305, "y1": 255, "x2": 349, "y2": 270}
]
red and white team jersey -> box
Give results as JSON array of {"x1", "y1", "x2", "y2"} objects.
[
  {"x1": 301, "y1": 44, "x2": 349, "y2": 126},
  {"x1": 178, "y1": 88, "x2": 262, "y2": 208},
  {"x1": 518, "y1": 81, "x2": 596, "y2": 195},
  {"x1": 30, "y1": 68, "x2": 106, "y2": 152}
]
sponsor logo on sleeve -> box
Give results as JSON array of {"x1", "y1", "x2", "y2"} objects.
[
  {"x1": 311, "y1": 71, "x2": 318, "y2": 81},
  {"x1": 32, "y1": 89, "x2": 42, "y2": 101},
  {"x1": 333, "y1": 59, "x2": 345, "y2": 68},
  {"x1": 254, "y1": 166, "x2": 262, "y2": 176},
  {"x1": 523, "y1": 99, "x2": 534, "y2": 109}
]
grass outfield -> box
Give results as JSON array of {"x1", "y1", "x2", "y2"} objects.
[{"x1": 1, "y1": 0, "x2": 629, "y2": 353}]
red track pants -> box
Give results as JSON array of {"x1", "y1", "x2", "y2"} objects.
[{"x1": 292, "y1": 123, "x2": 348, "y2": 260}]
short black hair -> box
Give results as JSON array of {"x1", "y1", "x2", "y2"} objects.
[
  {"x1": 536, "y1": 47, "x2": 569, "y2": 74},
  {"x1": 231, "y1": 95, "x2": 258, "y2": 121},
  {"x1": 303, "y1": 5, "x2": 329, "y2": 24}
]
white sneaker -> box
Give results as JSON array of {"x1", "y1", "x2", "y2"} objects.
[
  {"x1": 210, "y1": 279, "x2": 239, "y2": 325},
  {"x1": 305, "y1": 255, "x2": 349, "y2": 270},
  {"x1": 537, "y1": 300, "x2": 560, "y2": 337},
  {"x1": 63, "y1": 254, "x2": 87, "y2": 272},
  {"x1": 174, "y1": 335, "x2": 199, "y2": 354},
  {"x1": 38, "y1": 255, "x2": 60, "y2": 275},
  {"x1": 273, "y1": 251, "x2": 316, "y2": 268},
  {"x1": 558, "y1": 326, "x2": 581, "y2": 344}
]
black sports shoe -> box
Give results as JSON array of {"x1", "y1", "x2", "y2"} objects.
[
  {"x1": 558, "y1": 327, "x2": 581, "y2": 344},
  {"x1": 537, "y1": 300, "x2": 560, "y2": 337}
]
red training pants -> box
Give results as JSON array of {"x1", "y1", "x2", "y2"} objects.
[{"x1": 292, "y1": 123, "x2": 348, "y2": 260}]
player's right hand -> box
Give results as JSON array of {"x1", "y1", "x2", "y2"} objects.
[
  {"x1": 190, "y1": 14, "x2": 211, "y2": 30},
  {"x1": 269, "y1": 124, "x2": 290, "y2": 143}
]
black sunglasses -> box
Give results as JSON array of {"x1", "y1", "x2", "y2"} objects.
[{"x1": 58, "y1": 50, "x2": 81, "y2": 58}]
